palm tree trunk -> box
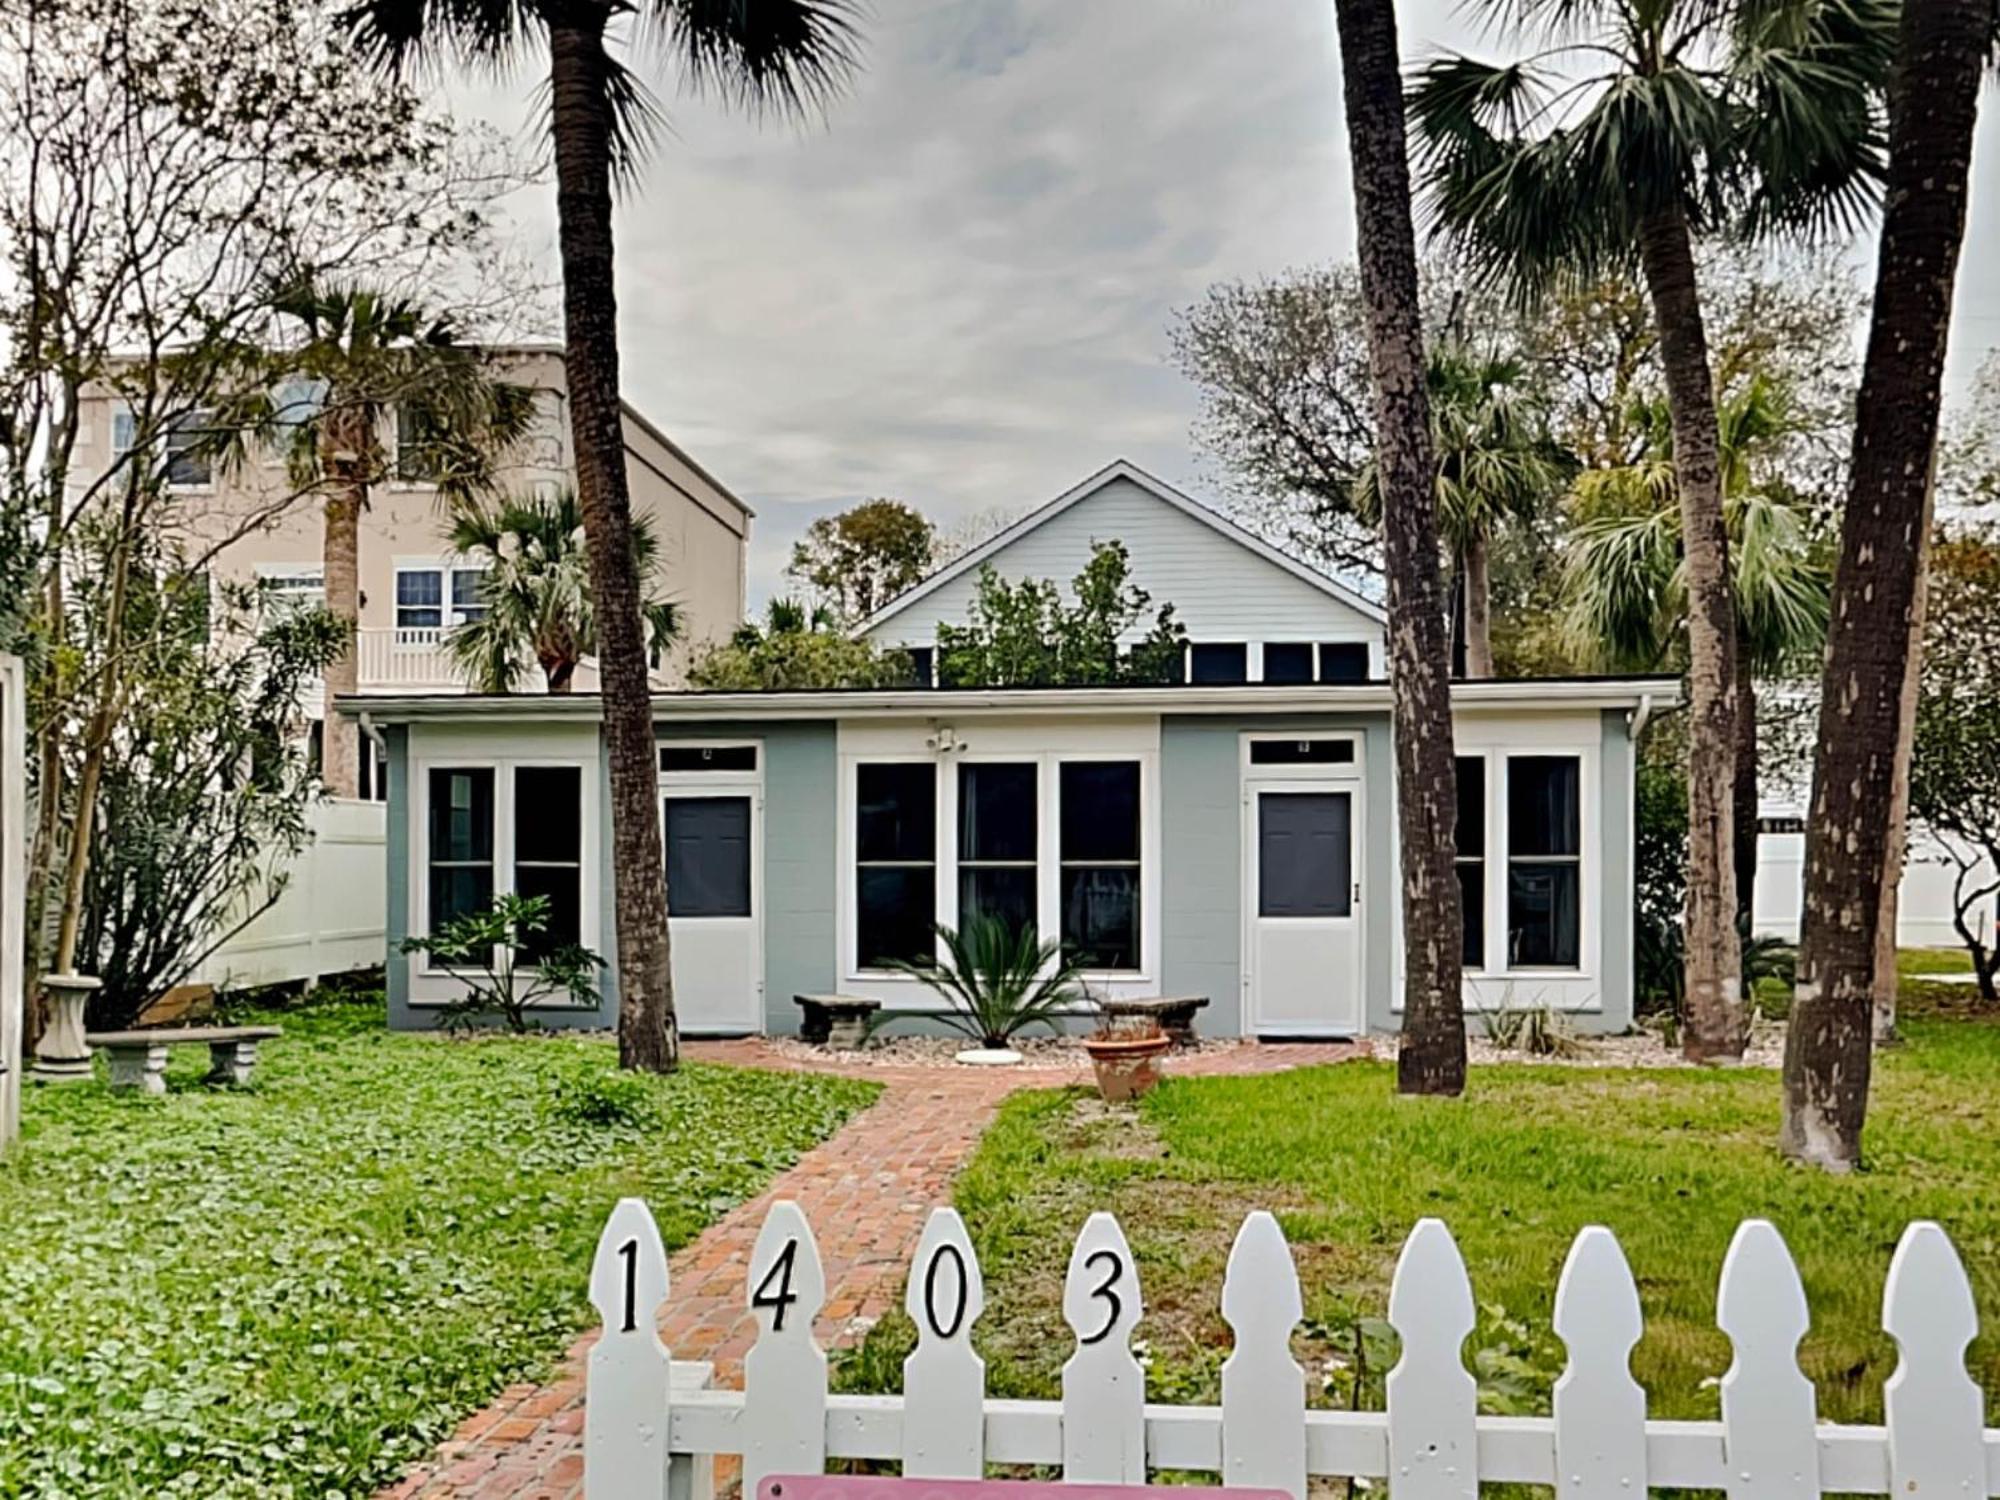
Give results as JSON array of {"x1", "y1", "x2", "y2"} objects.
[
  {"x1": 1733, "y1": 651, "x2": 1757, "y2": 949},
  {"x1": 1463, "y1": 530, "x2": 1494, "y2": 679},
  {"x1": 1872, "y1": 537, "x2": 1931, "y2": 1046},
  {"x1": 1637, "y1": 203, "x2": 1744, "y2": 1063},
  {"x1": 547, "y1": 16, "x2": 677, "y2": 1072},
  {"x1": 1781, "y1": 0, "x2": 1984, "y2": 1169},
  {"x1": 1333, "y1": 0, "x2": 1464, "y2": 1095},
  {"x1": 320, "y1": 465, "x2": 363, "y2": 799}
]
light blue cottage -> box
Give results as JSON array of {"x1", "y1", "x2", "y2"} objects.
[{"x1": 352, "y1": 462, "x2": 1675, "y2": 1039}]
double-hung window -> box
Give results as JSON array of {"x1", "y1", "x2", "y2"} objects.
[
  {"x1": 427, "y1": 768, "x2": 495, "y2": 932},
  {"x1": 395, "y1": 403, "x2": 447, "y2": 483},
  {"x1": 856, "y1": 764, "x2": 936, "y2": 968},
  {"x1": 1060, "y1": 762, "x2": 1141, "y2": 970},
  {"x1": 1456, "y1": 756, "x2": 1486, "y2": 967},
  {"x1": 259, "y1": 567, "x2": 325, "y2": 619},
  {"x1": 513, "y1": 766, "x2": 583, "y2": 960},
  {"x1": 1507, "y1": 755, "x2": 1581, "y2": 967},
  {"x1": 958, "y1": 763, "x2": 1037, "y2": 937},
  {"x1": 164, "y1": 410, "x2": 213, "y2": 488},
  {"x1": 397, "y1": 565, "x2": 488, "y2": 631}
]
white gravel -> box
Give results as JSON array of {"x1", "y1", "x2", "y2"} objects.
[
  {"x1": 1380, "y1": 1018, "x2": 1786, "y2": 1069},
  {"x1": 763, "y1": 1034, "x2": 1244, "y2": 1071}
]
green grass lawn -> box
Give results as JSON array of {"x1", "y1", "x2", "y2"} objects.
[
  {"x1": 836, "y1": 1014, "x2": 2000, "y2": 1433},
  {"x1": 0, "y1": 993, "x2": 876, "y2": 1500}
]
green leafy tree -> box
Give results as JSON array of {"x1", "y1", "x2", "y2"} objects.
[
  {"x1": 935, "y1": 541, "x2": 1187, "y2": 688},
  {"x1": 348, "y1": 0, "x2": 864, "y2": 1076},
  {"x1": 269, "y1": 279, "x2": 535, "y2": 790},
  {"x1": 398, "y1": 892, "x2": 605, "y2": 1033},
  {"x1": 1908, "y1": 530, "x2": 2000, "y2": 1001},
  {"x1": 1562, "y1": 376, "x2": 1832, "y2": 944},
  {"x1": 445, "y1": 489, "x2": 680, "y2": 693},
  {"x1": 687, "y1": 597, "x2": 908, "y2": 691},
  {"x1": 1410, "y1": 0, "x2": 1894, "y2": 1063},
  {"x1": 787, "y1": 498, "x2": 935, "y2": 623}
]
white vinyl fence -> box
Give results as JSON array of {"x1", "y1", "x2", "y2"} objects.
[
  {"x1": 583, "y1": 1200, "x2": 1996, "y2": 1500},
  {"x1": 0, "y1": 652, "x2": 25, "y2": 1150}
]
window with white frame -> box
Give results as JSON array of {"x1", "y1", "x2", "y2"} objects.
[
  {"x1": 258, "y1": 566, "x2": 324, "y2": 618},
  {"x1": 396, "y1": 565, "x2": 488, "y2": 632},
  {"x1": 1456, "y1": 756, "x2": 1486, "y2": 968},
  {"x1": 512, "y1": 765, "x2": 583, "y2": 959},
  {"x1": 427, "y1": 767, "x2": 495, "y2": 932},
  {"x1": 1059, "y1": 761, "x2": 1141, "y2": 970},
  {"x1": 1507, "y1": 754, "x2": 1581, "y2": 967},
  {"x1": 395, "y1": 403, "x2": 446, "y2": 483},
  {"x1": 855, "y1": 763, "x2": 936, "y2": 968},
  {"x1": 164, "y1": 410, "x2": 213, "y2": 488},
  {"x1": 958, "y1": 762, "x2": 1037, "y2": 936}
]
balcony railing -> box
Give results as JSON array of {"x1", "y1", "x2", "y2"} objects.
[{"x1": 351, "y1": 627, "x2": 605, "y2": 694}]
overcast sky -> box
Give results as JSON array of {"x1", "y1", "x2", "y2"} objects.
[{"x1": 454, "y1": 0, "x2": 2000, "y2": 609}]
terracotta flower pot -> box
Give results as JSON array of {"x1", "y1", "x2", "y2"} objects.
[{"x1": 1082, "y1": 1032, "x2": 1171, "y2": 1104}]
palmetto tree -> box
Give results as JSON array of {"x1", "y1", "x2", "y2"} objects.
[
  {"x1": 445, "y1": 489, "x2": 681, "y2": 693},
  {"x1": 1562, "y1": 377, "x2": 1830, "y2": 944},
  {"x1": 1355, "y1": 346, "x2": 1573, "y2": 677},
  {"x1": 1410, "y1": 0, "x2": 1893, "y2": 1061},
  {"x1": 270, "y1": 281, "x2": 534, "y2": 798},
  {"x1": 346, "y1": 0, "x2": 861, "y2": 1073}
]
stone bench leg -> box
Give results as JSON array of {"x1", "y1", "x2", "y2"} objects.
[
  {"x1": 826, "y1": 1013, "x2": 872, "y2": 1049},
  {"x1": 206, "y1": 1039, "x2": 260, "y2": 1088},
  {"x1": 106, "y1": 1043, "x2": 169, "y2": 1095}
]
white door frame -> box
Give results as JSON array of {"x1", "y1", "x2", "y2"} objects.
[
  {"x1": 1241, "y1": 734, "x2": 1365, "y2": 1037},
  {"x1": 660, "y1": 744, "x2": 764, "y2": 1034}
]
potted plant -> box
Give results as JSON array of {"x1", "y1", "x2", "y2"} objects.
[
  {"x1": 1082, "y1": 1018, "x2": 1172, "y2": 1103},
  {"x1": 882, "y1": 916, "x2": 1087, "y2": 1064}
]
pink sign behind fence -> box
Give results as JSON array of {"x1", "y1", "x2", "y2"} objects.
[{"x1": 763, "y1": 1481, "x2": 1293, "y2": 1500}]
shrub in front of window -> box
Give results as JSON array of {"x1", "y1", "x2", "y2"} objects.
[
  {"x1": 399, "y1": 892, "x2": 603, "y2": 1034},
  {"x1": 876, "y1": 915, "x2": 1090, "y2": 1050}
]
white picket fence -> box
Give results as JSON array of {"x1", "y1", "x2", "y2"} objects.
[{"x1": 582, "y1": 1199, "x2": 1997, "y2": 1500}]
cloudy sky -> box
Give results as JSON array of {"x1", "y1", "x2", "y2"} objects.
[{"x1": 455, "y1": 0, "x2": 2000, "y2": 608}]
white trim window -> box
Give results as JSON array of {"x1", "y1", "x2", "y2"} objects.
[
  {"x1": 1456, "y1": 755, "x2": 1487, "y2": 969},
  {"x1": 420, "y1": 758, "x2": 589, "y2": 960},
  {"x1": 426, "y1": 766, "x2": 496, "y2": 933},
  {"x1": 394, "y1": 402, "x2": 444, "y2": 485},
  {"x1": 512, "y1": 765, "x2": 584, "y2": 958},
  {"x1": 395, "y1": 564, "x2": 488, "y2": 632},
  {"x1": 1506, "y1": 754, "x2": 1582, "y2": 968},
  {"x1": 854, "y1": 762, "x2": 936, "y2": 968},
  {"x1": 957, "y1": 762, "x2": 1037, "y2": 934},
  {"x1": 109, "y1": 404, "x2": 214, "y2": 489},
  {"x1": 257, "y1": 565, "x2": 325, "y2": 618},
  {"x1": 1059, "y1": 761, "x2": 1142, "y2": 970}
]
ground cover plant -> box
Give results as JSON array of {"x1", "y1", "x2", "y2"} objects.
[
  {"x1": 837, "y1": 1008, "x2": 2000, "y2": 1431},
  {"x1": 0, "y1": 990, "x2": 875, "y2": 1498}
]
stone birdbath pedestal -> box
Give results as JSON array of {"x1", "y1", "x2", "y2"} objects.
[{"x1": 31, "y1": 974, "x2": 101, "y2": 1083}]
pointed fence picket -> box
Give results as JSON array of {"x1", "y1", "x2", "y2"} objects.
[{"x1": 584, "y1": 1205, "x2": 1998, "y2": 1500}]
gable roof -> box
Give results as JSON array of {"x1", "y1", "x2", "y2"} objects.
[{"x1": 858, "y1": 459, "x2": 1387, "y2": 635}]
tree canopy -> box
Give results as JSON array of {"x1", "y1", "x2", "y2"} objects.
[
  {"x1": 786, "y1": 498, "x2": 936, "y2": 623},
  {"x1": 936, "y1": 541, "x2": 1186, "y2": 688}
]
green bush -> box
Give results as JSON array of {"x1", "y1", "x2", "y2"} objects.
[
  {"x1": 1634, "y1": 756, "x2": 1688, "y2": 1015},
  {"x1": 548, "y1": 1069, "x2": 654, "y2": 1129}
]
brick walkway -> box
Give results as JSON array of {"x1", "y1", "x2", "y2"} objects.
[{"x1": 379, "y1": 1038, "x2": 1365, "y2": 1499}]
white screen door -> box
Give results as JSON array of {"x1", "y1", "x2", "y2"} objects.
[{"x1": 1248, "y1": 786, "x2": 1362, "y2": 1035}]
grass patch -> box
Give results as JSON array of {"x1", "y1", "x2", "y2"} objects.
[
  {"x1": 837, "y1": 1017, "x2": 2000, "y2": 1434},
  {"x1": 0, "y1": 992, "x2": 876, "y2": 1499}
]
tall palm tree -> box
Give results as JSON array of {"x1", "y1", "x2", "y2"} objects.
[
  {"x1": 1333, "y1": 0, "x2": 1465, "y2": 1095},
  {"x1": 1410, "y1": 0, "x2": 1894, "y2": 1061},
  {"x1": 269, "y1": 281, "x2": 533, "y2": 796},
  {"x1": 347, "y1": 0, "x2": 861, "y2": 1073},
  {"x1": 1562, "y1": 378, "x2": 1831, "y2": 967},
  {"x1": 1783, "y1": 0, "x2": 1991, "y2": 1170},
  {"x1": 1354, "y1": 346, "x2": 1573, "y2": 677},
  {"x1": 446, "y1": 489, "x2": 681, "y2": 693}
]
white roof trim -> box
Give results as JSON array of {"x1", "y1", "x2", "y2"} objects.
[{"x1": 857, "y1": 458, "x2": 1387, "y2": 635}]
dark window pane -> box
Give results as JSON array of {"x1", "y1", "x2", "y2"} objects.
[
  {"x1": 398, "y1": 570, "x2": 443, "y2": 606},
  {"x1": 857, "y1": 763, "x2": 935, "y2": 862},
  {"x1": 1060, "y1": 762, "x2": 1139, "y2": 861},
  {"x1": 858, "y1": 867, "x2": 934, "y2": 967},
  {"x1": 1190, "y1": 642, "x2": 1248, "y2": 684},
  {"x1": 516, "y1": 864, "x2": 583, "y2": 958},
  {"x1": 1509, "y1": 862, "x2": 1580, "y2": 966},
  {"x1": 1318, "y1": 642, "x2": 1370, "y2": 683},
  {"x1": 959, "y1": 763, "x2": 1036, "y2": 862},
  {"x1": 1455, "y1": 756, "x2": 1485, "y2": 858},
  {"x1": 960, "y1": 866, "x2": 1037, "y2": 937},
  {"x1": 515, "y1": 766, "x2": 581, "y2": 863},
  {"x1": 1062, "y1": 867, "x2": 1139, "y2": 969},
  {"x1": 1258, "y1": 793, "x2": 1352, "y2": 918},
  {"x1": 659, "y1": 744, "x2": 758, "y2": 773},
  {"x1": 904, "y1": 646, "x2": 935, "y2": 687},
  {"x1": 1249, "y1": 739, "x2": 1355, "y2": 765},
  {"x1": 1263, "y1": 642, "x2": 1314, "y2": 684},
  {"x1": 428, "y1": 769, "x2": 493, "y2": 863},
  {"x1": 1509, "y1": 756, "x2": 1580, "y2": 857},
  {"x1": 1458, "y1": 862, "x2": 1484, "y2": 967},
  {"x1": 428, "y1": 865, "x2": 492, "y2": 931},
  {"x1": 665, "y1": 796, "x2": 751, "y2": 918}
]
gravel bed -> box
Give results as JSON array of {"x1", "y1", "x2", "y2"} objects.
[
  {"x1": 763, "y1": 1034, "x2": 1247, "y2": 1071},
  {"x1": 1380, "y1": 1019, "x2": 1786, "y2": 1069}
]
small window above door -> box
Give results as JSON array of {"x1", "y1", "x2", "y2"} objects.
[
  {"x1": 660, "y1": 745, "x2": 758, "y2": 773},
  {"x1": 1249, "y1": 738, "x2": 1356, "y2": 766}
]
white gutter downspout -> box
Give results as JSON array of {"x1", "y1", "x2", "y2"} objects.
[
  {"x1": 1627, "y1": 691, "x2": 1655, "y2": 741},
  {"x1": 358, "y1": 710, "x2": 389, "y2": 765}
]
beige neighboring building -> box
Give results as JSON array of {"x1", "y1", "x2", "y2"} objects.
[{"x1": 71, "y1": 346, "x2": 752, "y2": 792}]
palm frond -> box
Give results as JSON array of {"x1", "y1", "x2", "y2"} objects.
[
  {"x1": 1561, "y1": 505, "x2": 1684, "y2": 668},
  {"x1": 641, "y1": 0, "x2": 863, "y2": 122}
]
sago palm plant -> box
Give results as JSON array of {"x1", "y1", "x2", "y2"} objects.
[{"x1": 883, "y1": 917, "x2": 1089, "y2": 1051}]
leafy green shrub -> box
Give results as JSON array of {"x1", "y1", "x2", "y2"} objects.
[
  {"x1": 878, "y1": 916, "x2": 1089, "y2": 1048},
  {"x1": 1483, "y1": 1003, "x2": 1595, "y2": 1059},
  {"x1": 548, "y1": 1069, "x2": 654, "y2": 1129},
  {"x1": 397, "y1": 893, "x2": 603, "y2": 1033}
]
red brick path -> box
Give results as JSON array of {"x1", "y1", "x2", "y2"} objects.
[{"x1": 379, "y1": 1039, "x2": 1365, "y2": 1499}]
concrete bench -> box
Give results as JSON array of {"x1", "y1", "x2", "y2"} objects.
[
  {"x1": 1098, "y1": 996, "x2": 1210, "y2": 1047},
  {"x1": 85, "y1": 1026, "x2": 282, "y2": 1094},
  {"x1": 793, "y1": 994, "x2": 882, "y2": 1049}
]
